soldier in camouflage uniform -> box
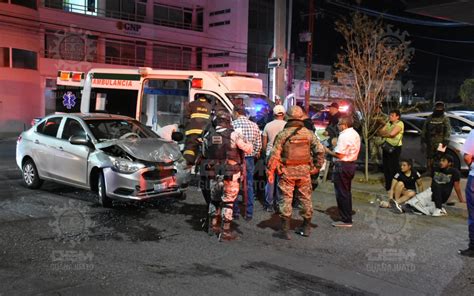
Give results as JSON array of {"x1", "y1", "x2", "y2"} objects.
[
  {"x1": 201, "y1": 111, "x2": 252, "y2": 241},
  {"x1": 267, "y1": 106, "x2": 325, "y2": 240},
  {"x1": 422, "y1": 101, "x2": 451, "y2": 174},
  {"x1": 370, "y1": 104, "x2": 388, "y2": 164}
]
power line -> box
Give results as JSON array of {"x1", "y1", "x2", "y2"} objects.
[
  {"x1": 326, "y1": 0, "x2": 473, "y2": 27},
  {"x1": 416, "y1": 48, "x2": 474, "y2": 63}
]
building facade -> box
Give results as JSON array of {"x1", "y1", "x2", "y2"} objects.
[{"x1": 0, "y1": 0, "x2": 250, "y2": 134}]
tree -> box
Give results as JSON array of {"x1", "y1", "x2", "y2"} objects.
[
  {"x1": 335, "y1": 13, "x2": 413, "y2": 180},
  {"x1": 459, "y1": 79, "x2": 474, "y2": 107}
]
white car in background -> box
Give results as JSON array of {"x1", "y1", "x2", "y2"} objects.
[{"x1": 407, "y1": 111, "x2": 473, "y2": 134}]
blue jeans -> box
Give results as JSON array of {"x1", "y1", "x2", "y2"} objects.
[
  {"x1": 465, "y1": 175, "x2": 474, "y2": 249},
  {"x1": 234, "y1": 157, "x2": 255, "y2": 217},
  {"x1": 265, "y1": 172, "x2": 280, "y2": 209}
]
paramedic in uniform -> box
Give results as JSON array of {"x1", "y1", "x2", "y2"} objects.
[
  {"x1": 201, "y1": 111, "x2": 252, "y2": 241},
  {"x1": 267, "y1": 106, "x2": 325, "y2": 240},
  {"x1": 183, "y1": 96, "x2": 212, "y2": 165}
]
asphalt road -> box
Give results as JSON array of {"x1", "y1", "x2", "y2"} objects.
[{"x1": 0, "y1": 139, "x2": 473, "y2": 296}]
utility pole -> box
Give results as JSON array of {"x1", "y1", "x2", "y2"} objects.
[
  {"x1": 272, "y1": 0, "x2": 286, "y2": 103},
  {"x1": 304, "y1": 0, "x2": 315, "y2": 114}
]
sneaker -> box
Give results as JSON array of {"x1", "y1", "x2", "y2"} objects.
[
  {"x1": 458, "y1": 248, "x2": 474, "y2": 257},
  {"x1": 264, "y1": 207, "x2": 274, "y2": 213},
  {"x1": 331, "y1": 221, "x2": 353, "y2": 228},
  {"x1": 432, "y1": 208, "x2": 446, "y2": 217},
  {"x1": 379, "y1": 201, "x2": 390, "y2": 208},
  {"x1": 390, "y1": 199, "x2": 403, "y2": 214},
  {"x1": 441, "y1": 208, "x2": 447, "y2": 215}
]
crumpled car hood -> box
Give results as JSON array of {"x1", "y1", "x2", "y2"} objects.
[{"x1": 95, "y1": 138, "x2": 182, "y2": 163}]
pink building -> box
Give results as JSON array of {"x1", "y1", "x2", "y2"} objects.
[{"x1": 0, "y1": 0, "x2": 251, "y2": 135}]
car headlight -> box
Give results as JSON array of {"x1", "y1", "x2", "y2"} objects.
[{"x1": 110, "y1": 157, "x2": 145, "y2": 174}]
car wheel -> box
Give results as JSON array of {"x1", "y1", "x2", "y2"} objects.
[
  {"x1": 97, "y1": 171, "x2": 113, "y2": 208},
  {"x1": 445, "y1": 149, "x2": 461, "y2": 171},
  {"x1": 22, "y1": 158, "x2": 43, "y2": 189}
]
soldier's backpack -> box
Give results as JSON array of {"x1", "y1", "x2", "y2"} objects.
[{"x1": 281, "y1": 127, "x2": 312, "y2": 166}]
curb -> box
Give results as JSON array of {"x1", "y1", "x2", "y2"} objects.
[{"x1": 315, "y1": 180, "x2": 468, "y2": 218}]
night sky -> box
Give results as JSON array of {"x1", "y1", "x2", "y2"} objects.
[{"x1": 290, "y1": 0, "x2": 474, "y2": 103}]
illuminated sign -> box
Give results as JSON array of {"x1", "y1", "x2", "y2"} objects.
[
  {"x1": 116, "y1": 21, "x2": 142, "y2": 35},
  {"x1": 63, "y1": 91, "x2": 77, "y2": 110},
  {"x1": 91, "y1": 79, "x2": 141, "y2": 90}
]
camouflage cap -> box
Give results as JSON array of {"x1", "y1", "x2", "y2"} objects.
[
  {"x1": 434, "y1": 101, "x2": 445, "y2": 109},
  {"x1": 287, "y1": 105, "x2": 305, "y2": 120}
]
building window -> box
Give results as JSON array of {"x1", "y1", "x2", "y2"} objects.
[
  {"x1": 0, "y1": 48, "x2": 9, "y2": 67},
  {"x1": 311, "y1": 70, "x2": 326, "y2": 81},
  {"x1": 153, "y1": 45, "x2": 193, "y2": 70},
  {"x1": 208, "y1": 63, "x2": 229, "y2": 69},
  {"x1": 43, "y1": 0, "x2": 98, "y2": 15},
  {"x1": 44, "y1": 30, "x2": 97, "y2": 62},
  {"x1": 105, "y1": 39, "x2": 145, "y2": 66},
  {"x1": 153, "y1": 4, "x2": 202, "y2": 31},
  {"x1": 208, "y1": 52, "x2": 229, "y2": 58},
  {"x1": 105, "y1": 0, "x2": 146, "y2": 22},
  {"x1": 10, "y1": 0, "x2": 37, "y2": 9},
  {"x1": 209, "y1": 8, "x2": 230, "y2": 16},
  {"x1": 209, "y1": 20, "x2": 230, "y2": 27},
  {"x1": 12, "y1": 48, "x2": 37, "y2": 70}
]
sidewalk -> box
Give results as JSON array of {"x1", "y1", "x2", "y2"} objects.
[{"x1": 316, "y1": 170, "x2": 468, "y2": 218}]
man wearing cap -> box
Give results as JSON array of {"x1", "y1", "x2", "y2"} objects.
[
  {"x1": 262, "y1": 105, "x2": 287, "y2": 212},
  {"x1": 324, "y1": 102, "x2": 341, "y2": 147},
  {"x1": 422, "y1": 101, "x2": 451, "y2": 174},
  {"x1": 232, "y1": 106, "x2": 262, "y2": 221},
  {"x1": 267, "y1": 106, "x2": 325, "y2": 240}
]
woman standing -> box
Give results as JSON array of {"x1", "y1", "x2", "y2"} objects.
[{"x1": 380, "y1": 109, "x2": 404, "y2": 191}]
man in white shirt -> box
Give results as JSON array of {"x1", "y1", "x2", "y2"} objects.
[
  {"x1": 262, "y1": 105, "x2": 287, "y2": 212},
  {"x1": 324, "y1": 116, "x2": 361, "y2": 227}
]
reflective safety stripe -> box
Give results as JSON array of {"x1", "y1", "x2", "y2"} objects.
[
  {"x1": 190, "y1": 113, "x2": 210, "y2": 119},
  {"x1": 183, "y1": 150, "x2": 195, "y2": 156},
  {"x1": 185, "y1": 129, "x2": 203, "y2": 135}
]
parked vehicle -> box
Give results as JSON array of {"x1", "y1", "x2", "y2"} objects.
[
  {"x1": 356, "y1": 115, "x2": 467, "y2": 171},
  {"x1": 56, "y1": 68, "x2": 271, "y2": 133},
  {"x1": 399, "y1": 115, "x2": 466, "y2": 170},
  {"x1": 407, "y1": 111, "x2": 473, "y2": 134},
  {"x1": 16, "y1": 113, "x2": 189, "y2": 207}
]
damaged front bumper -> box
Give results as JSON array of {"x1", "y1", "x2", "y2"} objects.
[{"x1": 102, "y1": 165, "x2": 189, "y2": 201}]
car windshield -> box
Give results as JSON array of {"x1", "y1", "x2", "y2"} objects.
[
  {"x1": 226, "y1": 93, "x2": 273, "y2": 129},
  {"x1": 85, "y1": 119, "x2": 158, "y2": 142},
  {"x1": 458, "y1": 114, "x2": 474, "y2": 123}
]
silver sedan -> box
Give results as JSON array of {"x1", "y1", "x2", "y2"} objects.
[{"x1": 16, "y1": 113, "x2": 189, "y2": 207}]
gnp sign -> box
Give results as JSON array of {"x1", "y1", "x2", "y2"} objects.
[{"x1": 116, "y1": 21, "x2": 142, "y2": 35}]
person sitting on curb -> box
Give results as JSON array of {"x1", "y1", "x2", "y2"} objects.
[
  {"x1": 381, "y1": 159, "x2": 423, "y2": 213},
  {"x1": 431, "y1": 154, "x2": 465, "y2": 217}
]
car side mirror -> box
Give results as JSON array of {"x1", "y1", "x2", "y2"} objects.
[
  {"x1": 69, "y1": 135, "x2": 91, "y2": 147},
  {"x1": 461, "y1": 126, "x2": 472, "y2": 133},
  {"x1": 171, "y1": 131, "x2": 184, "y2": 142}
]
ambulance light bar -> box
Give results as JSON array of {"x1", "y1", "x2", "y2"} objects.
[{"x1": 223, "y1": 71, "x2": 259, "y2": 78}]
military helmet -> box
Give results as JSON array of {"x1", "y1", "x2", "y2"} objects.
[{"x1": 287, "y1": 105, "x2": 305, "y2": 120}]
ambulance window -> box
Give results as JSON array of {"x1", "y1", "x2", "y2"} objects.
[
  {"x1": 143, "y1": 79, "x2": 189, "y2": 129},
  {"x1": 194, "y1": 94, "x2": 229, "y2": 115},
  {"x1": 227, "y1": 93, "x2": 273, "y2": 129}
]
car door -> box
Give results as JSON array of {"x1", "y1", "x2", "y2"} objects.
[
  {"x1": 55, "y1": 118, "x2": 91, "y2": 187},
  {"x1": 33, "y1": 116, "x2": 63, "y2": 178},
  {"x1": 400, "y1": 119, "x2": 425, "y2": 169}
]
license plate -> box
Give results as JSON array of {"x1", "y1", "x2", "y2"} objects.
[{"x1": 153, "y1": 183, "x2": 166, "y2": 191}]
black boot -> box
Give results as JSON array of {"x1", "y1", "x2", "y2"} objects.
[
  {"x1": 458, "y1": 247, "x2": 474, "y2": 257},
  {"x1": 295, "y1": 218, "x2": 311, "y2": 237},
  {"x1": 219, "y1": 221, "x2": 239, "y2": 241},
  {"x1": 278, "y1": 217, "x2": 291, "y2": 240}
]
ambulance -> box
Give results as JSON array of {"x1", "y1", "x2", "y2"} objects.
[{"x1": 56, "y1": 67, "x2": 271, "y2": 132}]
